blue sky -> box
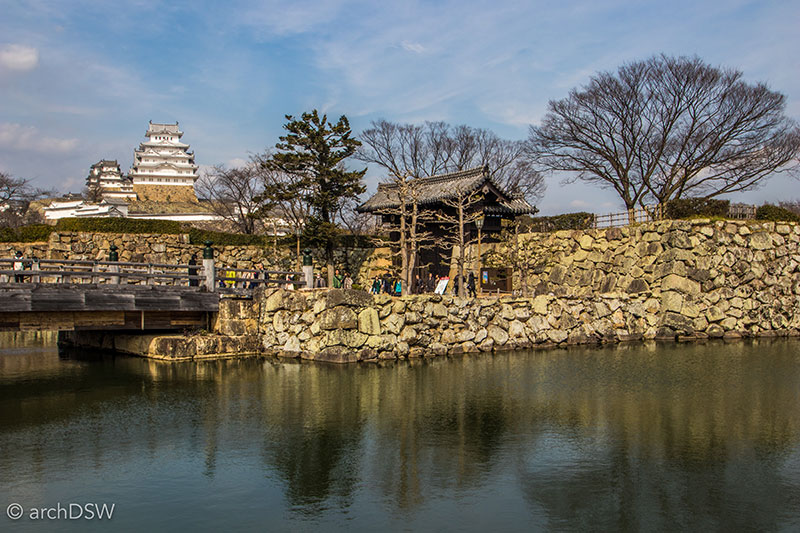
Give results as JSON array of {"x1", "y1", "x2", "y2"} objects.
[{"x1": 0, "y1": 0, "x2": 798, "y2": 215}]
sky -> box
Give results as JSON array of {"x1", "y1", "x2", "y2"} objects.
[{"x1": 0, "y1": 0, "x2": 798, "y2": 216}]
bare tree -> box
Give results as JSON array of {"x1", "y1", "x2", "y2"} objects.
[
  {"x1": 437, "y1": 188, "x2": 483, "y2": 297},
  {"x1": 252, "y1": 153, "x2": 313, "y2": 234},
  {"x1": 0, "y1": 172, "x2": 50, "y2": 228},
  {"x1": 196, "y1": 163, "x2": 273, "y2": 234},
  {"x1": 778, "y1": 200, "x2": 800, "y2": 215},
  {"x1": 527, "y1": 54, "x2": 800, "y2": 212},
  {"x1": 359, "y1": 120, "x2": 545, "y2": 204},
  {"x1": 82, "y1": 180, "x2": 104, "y2": 203}
]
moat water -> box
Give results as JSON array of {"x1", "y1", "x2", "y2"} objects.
[{"x1": 1, "y1": 333, "x2": 799, "y2": 531}]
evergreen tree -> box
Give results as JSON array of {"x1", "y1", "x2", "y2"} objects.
[{"x1": 267, "y1": 110, "x2": 366, "y2": 284}]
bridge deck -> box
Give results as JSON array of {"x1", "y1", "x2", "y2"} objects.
[{"x1": 0, "y1": 284, "x2": 219, "y2": 332}]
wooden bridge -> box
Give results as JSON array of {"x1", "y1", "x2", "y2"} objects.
[{"x1": 0, "y1": 257, "x2": 305, "y2": 332}]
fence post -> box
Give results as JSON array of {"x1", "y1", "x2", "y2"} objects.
[
  {"x1": 109, "y1": 245, "x2": 119, "y2": 284},
  {"x1": 203, "y1": 241, "x2": 215, "y2": 292},
  {"x1": 303, "y1": 248, "x2": 313, "y2": 289},
  {"x1": 147, "y1": 264, "x2": 155, "y2": 285},
  {"x1": 31, "y1": 258, "x2": 40, "y2": 283}
]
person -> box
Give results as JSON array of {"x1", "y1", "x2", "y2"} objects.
[
  {"x1": 426, "y1": 273, "x2": 436, "y2": 293},
  {"x1": 248, "y1": 264, "x2": 262, "y2": 289},
  {"x1": 314, "y1": 272, "x2": 326, "y2": 288},
  {"x1": 467, "y1": 271, "x2": 477, "y2": 298},
  {"x1": 343, "y1": 272, "x2": 353, "y2": 290},
  {"x1": 188, "y1": 253, "x2": 199, "y2": 287},
  {"x1": 285, "y1": 273, "x2": 295, "y2": 290},
  {"x1": 452, "y1": 273, "x2": 462, "y2": 296},
  {"x1": 394, "y1": 278, "x2": 402, "y2": 296},
  {"x1": 371, "y1": 275, "x2": 381, "y2": 294},
  {"x1": 415, "y1": 274, "x2": 426, "y2": 295},
  {"x1": 382, "y1": 274, "x2": 393, "y2": 294},
  {"x1": 333, "y1": 269, "x2": 344, "y2": 289},
  {"x1": 12, "y1": 250, "x2": 24, "y2": 283}
]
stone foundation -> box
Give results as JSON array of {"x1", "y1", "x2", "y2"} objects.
[{"x1": 132, "y1": 184, "x2": 198, "y2": 203}]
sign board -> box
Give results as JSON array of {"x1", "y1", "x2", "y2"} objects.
[{"x1": 434, "y1": 277, "x2": 449, "y2": 295}]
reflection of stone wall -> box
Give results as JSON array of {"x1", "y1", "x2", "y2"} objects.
[{"x1": 132, "y1": 184, "x2": 198, "y2": 203}]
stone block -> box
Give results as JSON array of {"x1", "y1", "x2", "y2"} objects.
[
  {"x1": 662, "y1": 274, "x2": 701, "y2": 295},
  {"x1": 358, "y1": 307, "x2": 381, "y2": 335},
  {"x1": 487, "y1": 325, "x2": 509, "y2": 345},
  {"x1": 319, "y1": 306, "x2": 357, "y2": 330},
  {"x1": 661, "y1": 291, "x2": 683, "y2": 314}
]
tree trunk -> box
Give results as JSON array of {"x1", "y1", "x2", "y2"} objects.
[
  {"x1": 457, "y1": 200, "x2": 465, "y2": 297},
  {"x1": 406, "y1": 201, "x2": 419, "y2": 296}
]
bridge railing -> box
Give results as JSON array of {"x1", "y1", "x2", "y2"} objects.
[{"x1": 0, "y1": 258, "x2": 305, "y2": 291}]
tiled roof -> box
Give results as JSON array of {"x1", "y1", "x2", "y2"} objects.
[{"x1": 357, "y1": 166, "x2": 537, "y2": 215}]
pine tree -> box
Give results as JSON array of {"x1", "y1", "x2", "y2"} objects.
[{"x1": 267, "y1": 110, "x2": 366, "y2": 284}]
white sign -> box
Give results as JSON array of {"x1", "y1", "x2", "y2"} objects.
[{"x1": 434, "y1": 278, "x2": 449, "y2": 295}]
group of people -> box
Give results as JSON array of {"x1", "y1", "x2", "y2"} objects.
[
  {"x1": 368, "y1": 271, "x2": 478, "y2": 297},
  {"x1": 370, "y1": 274, "x2": 403, "y2": 295},
  {"x1": 314, "y1": 269, "x2": 353, "y2": 289}
]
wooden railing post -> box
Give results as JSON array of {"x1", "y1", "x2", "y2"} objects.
[
  {"x1": 31, "y1": 258, "x2": 40, "y2": 283},
  {"x1": 109, "y1": 245, "x2": 120, "y2": 284},
  {"x1": 303, "y1": 248, "x2": 313, "y2": 289},
  {"x1": 92, "y1": 263, "x2": 100, "y2": 284},
  {"x1": 203, "y1": 241, "x2": 216, "y2": 292}
]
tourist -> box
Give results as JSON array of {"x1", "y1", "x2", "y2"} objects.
[
  {"x1": 285, "y1": 273, "x2": 295, "y2": 290},
  {"x1": 248, "y1": 265, "x2": 261, "y2": 289},
  {"x1": 467, "y1": 271, "x2": 477, "y2": 298},
  {"x1": 12, "y1": 250, "x2": 25, "y2": 283},
  {"x1": 333, "y1": 269, "x2": 344, "y2": 288},
  {"x1": 415, "y1": 274, "x2": 426, "y2": 294},
  {"x1": 371, "y1": 276, "x2": 381, "y2": 294},
  {"x1": 426, "y1": 273, "x2": 436, "y2": 293},
  {"x1": 394, "y1": 278, "x2": 402, "y2": 296},
  {"x1": 314, "y1": 272, "x2": 326, "y2": 288},
  {"x1": 343, "y1": 272, "x2": 353, "y2": 290}
]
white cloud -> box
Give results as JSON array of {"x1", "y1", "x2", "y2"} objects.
[
  {"x1": 0, "y1": 123, "x2": 78, "y2": 154},
  {"x1": 400, "y1": 41, "x2": 425, "y2": 54},
  {"x1": 226, "y1": 158, "x2": 248, "y2": 168},
  {"x1": 570, "y1": 199, "x2": 591, "y2": 208},
  {"x1": 0, "y1": 44, "x2": 39, "y2": 71}
]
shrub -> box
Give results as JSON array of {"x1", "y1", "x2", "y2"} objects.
[
  {"x1": 664, "y1": 198, "x2": 730, "y2": 219},
  {"x1": 755, "y1": 204, "x2": 800, "y2": 223},
  {"x1": 55, "y1": 218, "x2": 184, "y2": 234},
  {"x1": 0, "y1": 224, "x2": 55, "y2": 242},
  {"x1": 525, "y1": 212, "x2": 595, "y2": 232}
]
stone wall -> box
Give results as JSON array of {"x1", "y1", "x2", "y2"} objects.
[
  {"x1": 484, "y1": 219, "x2": 800, "y2": 299},
  {"x1": 247, "y1": 219, "x2": 800, "y2": 362},
  {"x1": 249, "y1": 280, "x2": 800, "y2": 364},
  {"x1": 1, "y1": 232, "x2": 379, "y2": 277}
]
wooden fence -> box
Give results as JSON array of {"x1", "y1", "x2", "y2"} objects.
[
  {"x1": 593, "y1": 204, "x2": 665, "y2": 229},
  {"x1": 592, "y1": 203, "x2": 759, "y2": 229}
]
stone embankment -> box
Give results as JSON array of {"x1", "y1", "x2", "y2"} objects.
[
  {"x1": 246, "y1": 218, "x2": 800, "y2": 362},
  {"x1": 52, "y1": 219, "x2": 800, "y2": 362}
]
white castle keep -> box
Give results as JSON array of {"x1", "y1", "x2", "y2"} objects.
[
  {"x1": 86, "y1": 160, "x2": 137, "y2": 200},
  {"x1": 128, "y1": 121, "x2": 199, "y2": 202}
]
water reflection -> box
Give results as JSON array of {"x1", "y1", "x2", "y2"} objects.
[{"x1": 1, "y1": 337, "x2": 799, "y2": 530}]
